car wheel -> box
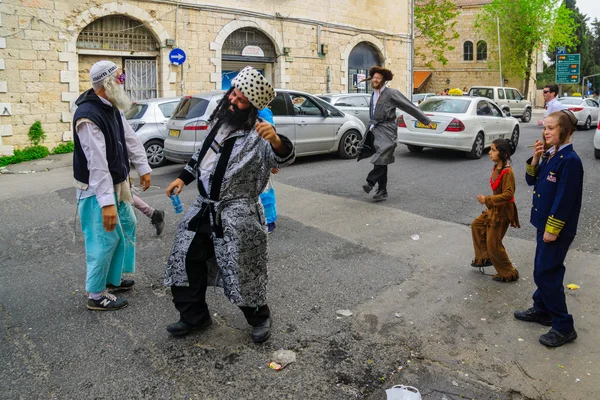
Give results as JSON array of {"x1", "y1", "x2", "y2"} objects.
[
  {"x1": 466, "y1": 132, "x2": 484, "y2": 159},
  {"x1": 595, "y1": 148, "x2": 600, "y2": 159},
  {"x1": 584, "y1": 116, "x2": 592, "y2": 130},
  {"x1": 337, "y1": 129, "x2": 362, "y2": 159},
  {"x1": 407, "y1": 145, "x2": 424, "y2": 153},
  {"x1": 521, "y1": 108, "x2": 532, "y2": 123},
  {"x1": 510, "y1": 125, "x2": 520, "y2": 148},
  {"x1": 145, "y1": 139, "x2": 167, "y2": 168}
]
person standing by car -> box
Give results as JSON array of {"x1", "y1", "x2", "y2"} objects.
[
  {"x1": 539, "y1": 84, "x2": 566, "y2": 126},
  {"x1": 515, "y1": 110, "x2": 583, "y2": 347},
  {"x1": 357, "y1": 66, "x2": 432, "y2": 201},
  {"x1": 163, "y1": 67, "x2": 295, "y2": 343},
  {"x1": 471, "y1": 139, "x2": 520, "y2": 283}
]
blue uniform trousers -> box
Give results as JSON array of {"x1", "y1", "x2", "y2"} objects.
[
  {"x1": 532, "y1": 230, "x2": 574, "y2": 333},
  {"x1": 78, "y1": 195, "x2": 137, "y2": 293}
]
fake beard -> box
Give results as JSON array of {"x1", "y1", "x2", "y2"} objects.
[
  {"x1": 104, "y1": 77, "x2": 132, "y2": 111},
  {"x1": 224, "y1": 102, "x2": 252, "y2": 128}
]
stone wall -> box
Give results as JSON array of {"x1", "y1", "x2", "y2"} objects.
[
  {"x1": 0, "y1": 0, "x2": 412, "y2": 155},
  {"x1": 414, "y1": 4, "x2": 534, "y2": 99}
]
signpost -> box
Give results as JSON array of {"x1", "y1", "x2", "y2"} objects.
[{"x1": 556, "y1": 53, "x2": 580, "y2": 84}]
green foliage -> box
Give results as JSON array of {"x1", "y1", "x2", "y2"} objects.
[
  {"x1": 0, "y1": 145, "x2": 50, "y2": 168},
  {"x1": 475, "y1": 0, "x2": 579, "y2": 97},
  {"x1": 414, "y1": 0, "x2": 461, "y2": 69},
  {"x1": 28, "y1": 121, "x2": 46, "y2": 146},
  {"x1": 52, "y1": 141, "x2": 74, "y2": 154}
]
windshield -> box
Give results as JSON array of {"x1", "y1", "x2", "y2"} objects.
[
  {"x1": 172, "y1": 97, "x2": 210, "y2": 119},
  {"x1": 124, "y1": 104, "x2": 147, "y2": 120},
  {"x1": 557, "y1": 98, "x2": 582, "y2": 105},
  {"x1": 419, "y1": 99, "x2": 471, "y2": 113},
  {"x1": 317, "y1": 96, "x2": 332, "y2": 103},
  {"x1": 469, "y1": 88, "x2": 494, "y2": 100}
]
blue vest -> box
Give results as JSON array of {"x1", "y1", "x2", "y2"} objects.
[{"x1": 72, "y1": 89, "x2": 130, "y2": 185}]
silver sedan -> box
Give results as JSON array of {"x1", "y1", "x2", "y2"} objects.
[{"x1": 556, "y1": 97, "x2": 599, "y2": 130}]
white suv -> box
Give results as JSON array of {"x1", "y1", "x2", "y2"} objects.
[{"x1": 468, "y1": 86, "x2": 532, "y2": 123}]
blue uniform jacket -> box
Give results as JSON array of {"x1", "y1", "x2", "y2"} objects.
[{"x1": 525, "y1": 145, "x2": 583, "y2": 237}]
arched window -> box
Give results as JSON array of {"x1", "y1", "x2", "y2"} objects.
[
  {"x1": 222, "y1": 28, "x2": 277, "y2": 60},
  {"x1": 477, "y1": 41, "x2": 487, "y2": 61},
  {"x1": 348, "y1": 42, "x2": 381, "y2": 93},
  {"x1": 463, "y1": 41, "x2": 473, "y2": 61},
  {"x1": 77, "y1": 16, "x2": 158, "y2": 51}
]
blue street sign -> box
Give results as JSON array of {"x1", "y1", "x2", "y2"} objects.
[
  {"x1": 169, "y1": 48, "x2": 186, "y2": 66},
  {"x1": 556, "y1": 46, "x2": 566, "y2": 55}
]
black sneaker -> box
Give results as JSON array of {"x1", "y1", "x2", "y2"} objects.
[
  {"x1": 539, "y1": 328, "x2": 577, "y2": 347},
  {"x1": 107, "y1": 279, "x2": 135, "y2": 291},
  {"x1": 151, "y1": 209, "x2": 165, "y2": 236},
  {"x1": 514, "y1": 307, "x2": 552, "y2": 326},
  {"x1": 362, "y1": 183, "x2": 374, "y2": 194},
  {"x1": 251, "y1": 317, "x2": 272, "y2": 343},
  {"x1": 373, "y1": 189, "x2": 388, "y2": 202},
  {"x1": 87, "y1": 292, "x2": 128, "y2": 311},
  {"x1": 166, "y1": 318, "x2": 212, "y2": 337}
]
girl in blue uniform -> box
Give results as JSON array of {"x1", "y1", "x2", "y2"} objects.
[{"x1": 514, "y1": 110, "x2": 584, "y2": 347}]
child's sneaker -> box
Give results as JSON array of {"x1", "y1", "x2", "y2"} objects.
[
  {"x1": 87, "y1": 292, "x2": 128, "y2": 311},
  {"x1": 267, "y1": 222, "x2": 276, "y2": 233},
  {"x1": 151, "y1": 210, "x2": 165, "y2": 236}
]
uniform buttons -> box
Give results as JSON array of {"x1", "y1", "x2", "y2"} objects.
[
  {"x1": 538, "y1": 194, "x2": 541, "y2": 197},
  {"x1": 533, "y1": 191, "x2": 536, "y2": 194}
]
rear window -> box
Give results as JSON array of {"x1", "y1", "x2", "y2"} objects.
[
  {"x1": 124, "y1": 104, "x2": 147, "y2": 120},
  {"x1": 469, "y1": 88, "x2": 494, "y2": 100},
  {"x1": 172, "y1": 97, "x2": 210, "y2": 119},
  {"x1": 419, "y1": 99, "x2": 471, "y2": 113},
  {"x1": 557, "y1": 98, "x2": 582, "y2": 105}
]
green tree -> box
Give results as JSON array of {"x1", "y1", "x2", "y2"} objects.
[
  {"x1": 414, "y1": 0, "x2": 460, "y2": 69},
  {"x1": 475, "y1": 0, "x2": 579, "y2": 98}
]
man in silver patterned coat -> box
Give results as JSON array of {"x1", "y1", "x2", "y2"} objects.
[{"x1": 163, "y1": 67, "x2": 295, "y2": 342}]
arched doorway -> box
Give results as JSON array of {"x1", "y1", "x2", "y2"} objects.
[
  {"x1": 77, "y1": 15, "x2": 160, "y2": 100},
  {"x1": 348, "y1": 42, "x2": 381, "y2": 94},
  {"x1": 221, "y1": 28, "x2": 277, "y2": 90}
]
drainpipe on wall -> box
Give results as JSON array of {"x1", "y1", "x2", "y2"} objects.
[
  {"x1": 327, "y1": 66, "x2": 331, "y2": 93},
  {"x1": 409, "y1": 0, "x2": 414, "y2": 95}
]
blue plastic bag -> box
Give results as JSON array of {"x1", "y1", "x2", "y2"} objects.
[{"x1": 259, "y1": 184, "x2": 277, "y2": 224}]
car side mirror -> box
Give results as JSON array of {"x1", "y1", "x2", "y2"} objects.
[{"x1": 326, "y1": 110, "x2": 332, "y2": 117}]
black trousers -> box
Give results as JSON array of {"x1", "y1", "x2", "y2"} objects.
[
  {"x1": 366, "y1": 164, "x2": 388, "y2": 191},
  {"x1": 171, "y1": 231, "x2": 270, "y2": 327}
]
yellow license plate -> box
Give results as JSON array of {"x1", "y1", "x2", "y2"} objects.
[
  {"x1": 416, "y1": 122, "x2": 437, "y2": 129},
  {"x1": 169, "y1": 129, "x2": 180, "y2": 137}
]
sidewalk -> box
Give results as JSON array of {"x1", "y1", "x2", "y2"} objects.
[
  {"x1": 276, "y1": 182, "x2": 599, "y2": 400},
  {"x1": 0, "y1": 153, "x2": 73, "y2": 174}
]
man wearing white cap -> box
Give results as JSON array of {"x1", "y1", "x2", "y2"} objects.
[
  {"x1": 73, "y1": 60, "x2": 152, "y2": 311},
  {"x1": 163, "y1": 66, "x2": 295, "y2": 342}
]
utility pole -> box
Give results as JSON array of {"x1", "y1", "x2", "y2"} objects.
[{"x1": 497, "y1": 16, "x2": 503, "y2": 87}]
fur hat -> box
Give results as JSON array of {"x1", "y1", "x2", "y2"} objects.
[
  {"x1": 231, "y1": 66, "x2": 275, "y2": 110},
  {"x1": 367, "y1": 66, "x2": 394, "y2": 82}
]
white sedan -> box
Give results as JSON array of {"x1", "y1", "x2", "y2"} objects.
[
  {"x1": 397, "y1": 96, "x2": 520, "y2": 159},
  {"x1": 594, "y1": 120, "x2": 600, "y2": 159},
  {"x1": 556, "y1": 97, "x2": 599, "y2": 130}
]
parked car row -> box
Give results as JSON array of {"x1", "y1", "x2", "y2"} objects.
[{"x1": 127, "y1": 87, "x2": 598, "y2": 168}]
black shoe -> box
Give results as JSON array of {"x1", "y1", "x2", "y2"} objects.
[
  {"x1": 151, "y1": 209, "x2": 165, "y2": 236},
  {"x1": 107, "y1": 279, "x2": 135, "y2": 291},
  {"x1": 373, "y1": 189, "x2": 388, "y2": 202},
  {"x1": 362, "y1": 183, "x2": 374, "y2": 194},
  {"x1": 539, "y1": 328, "x2": 577, "y2": 347},
  {"x1": 166, "y1": 318, "x2": 212, "y2": 337},
  {"x1": 514, "y1": 307, "x2": 552, "y2": 326},
  {"x1": 251, "y1": 317, "x2": 272, "y2": 343},
  {"x1": 87, "y1": 292, "x2": 128, "y2": 311}
]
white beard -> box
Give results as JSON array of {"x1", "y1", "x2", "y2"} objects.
[{"x1": 104, "y1": 77, "x2": 132, "y2": 111}]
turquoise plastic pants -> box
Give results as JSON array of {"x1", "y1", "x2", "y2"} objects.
[{"x1": 78, "y1": 195, "x2": 137, "y2": 293}]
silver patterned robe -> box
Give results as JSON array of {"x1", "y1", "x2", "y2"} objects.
[{"x1": 163, "y1": 121, "x2": 295, "y2": 307}]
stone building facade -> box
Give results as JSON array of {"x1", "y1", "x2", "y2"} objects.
[
  {"x1": 0, "y1": 0, "x2": 414, "y2": 155},
  {"x1": 414, "y1": 0, "x2": 535, "y2": 100}
]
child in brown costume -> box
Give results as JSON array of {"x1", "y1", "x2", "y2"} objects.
[{"x1": 471, "y1": 138, "x2": 520, "y2": 282}]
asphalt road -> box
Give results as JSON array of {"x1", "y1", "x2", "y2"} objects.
[
  {"x1": 276, "y1": 120, "x2": 600, "y2": 255},
  {"x1": 1, "y1": 116, "x2": 598, "y2": 399}
]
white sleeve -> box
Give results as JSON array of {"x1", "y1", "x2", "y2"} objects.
[
  {"x1": 121, "y1": 113, "x2": 152, "y2": 176},
  {"x1": 76, "y1": 121, "x2": 115, "y2": 207}
]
